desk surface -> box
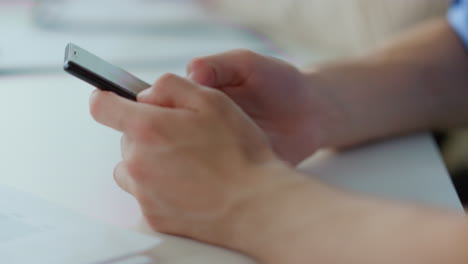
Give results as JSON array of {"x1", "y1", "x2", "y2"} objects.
[{"x1": 0, "y1": 72, "x2": 462, "y2": 263}]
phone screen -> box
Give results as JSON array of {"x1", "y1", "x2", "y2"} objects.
[{"x1": 64, "y1": 43, "x2": 150, "y2": 100}]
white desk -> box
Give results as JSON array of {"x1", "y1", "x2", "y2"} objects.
[{"x1": 0, "y1": 72, "x2": 461, "y2": 263}]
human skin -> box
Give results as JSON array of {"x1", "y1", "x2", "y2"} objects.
[
  {"x1": 187, "y1": 19, "x2": 468, "y2": 164},
  {"x1": 89, "y1": 18, "x2": 468, "y2": 263}
]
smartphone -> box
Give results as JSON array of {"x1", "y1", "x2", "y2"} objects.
[{"x1": 63, "y1": 43, "x2": 150, "y2": 101}]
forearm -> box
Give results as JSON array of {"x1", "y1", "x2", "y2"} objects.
[
  {"x1": 225, "y1": 166, "x2": 468, "y2": 264},
  {"x1": 304, "y1": 18, "x2": 468, "y2": 148}
]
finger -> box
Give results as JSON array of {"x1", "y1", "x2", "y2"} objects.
[
  {"x1": 120, "y1": 134, "x2": 132, "y2": 160},
  {"x1": 113, "y1": 161, "x2": 134, "y2": 194},
  {"x1": 137, "y1": 73, "x2": 213, "y2": 110},
  {"x1": 90, "y1": 90, "x2": 142, "y2": 132},
  {"x1": 90, "y1": 90, "x2": 168, "y2": 137},
  {"x1": 186, "y1": 49, "x2": 258, "y2": 88},
  {"x1": 120, "y1": 136, "x2": 160, "y2": 173}
]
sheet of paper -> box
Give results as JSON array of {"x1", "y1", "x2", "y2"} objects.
[{"x1": 0, "y1": 184, "x2": 160, "y2": 264}]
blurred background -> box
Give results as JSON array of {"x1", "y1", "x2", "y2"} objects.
[{"x1": 0, "y1": 0, "x2": 466, "y2": 204}]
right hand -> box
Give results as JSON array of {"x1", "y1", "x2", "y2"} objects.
[{"x1": 187, "y1": 50, "x2": 343, "y2": 165}]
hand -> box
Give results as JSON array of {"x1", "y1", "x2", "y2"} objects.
[
  {"x1": 89, "y1": 74, "x2": 468, "y2": 264},
  {"x1": 89, "y1": 74, "x2": 301, "y2": 245},
  {"x1": 186, "y1": 50, "x2": 344, "y2": 165}
]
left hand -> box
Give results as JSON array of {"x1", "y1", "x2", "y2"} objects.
[
  {"x1": 89, "y1": 73, "x2": 297, "y2": 245},
  {"x1": 186, "y1": 50, "x2": 341, "y2": 165}
]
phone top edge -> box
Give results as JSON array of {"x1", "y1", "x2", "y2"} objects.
[
  {"x1": 64, "y1": 45, "x2": 69, "y2": 63},
  {"x1": 65, "y1": 43, "x2": 74, "y2": 60},
  {"x1": 64, "y1": 43, "x2": 77, "y2": 68}
]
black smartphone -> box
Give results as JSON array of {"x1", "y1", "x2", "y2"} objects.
[{"x1": 63, "y1": 43, "x2": 150, "y2": 101}]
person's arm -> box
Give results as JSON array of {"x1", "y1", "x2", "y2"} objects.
[
  {"x1": 89, "y1": 77, "x2": 468, "y2": 264},
  {"x1": 187, "y1": 18, "x2": 468, "y2": 165},
  {"x1": 226, "y1": 168, "x2": 468, "y2": 264},
  {"x1": 306, "y1": 18, "x2": 468, "y2": 148},
  {"x1": 86, "y1": 13, "x2": 468, "y2": 264}
]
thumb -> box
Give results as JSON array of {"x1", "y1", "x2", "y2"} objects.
[{"x1": 186, "y1": 49, "x2": 257, "y2": 89}]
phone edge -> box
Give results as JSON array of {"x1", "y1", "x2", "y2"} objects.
[{"x1": 64, "y1": 60, "x2": 137, "y2": 101}]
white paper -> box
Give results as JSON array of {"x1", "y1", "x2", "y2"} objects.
[{"x1": 0, "y1": 184, "x2": 160, "y2": 264}]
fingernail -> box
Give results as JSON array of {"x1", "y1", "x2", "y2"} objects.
[
  {"x1": 187, "y1": 72, "x2": 194, "y2": 80},
  {"x1": 186, "y1": 62, "x2": 194, "y2": 78}
]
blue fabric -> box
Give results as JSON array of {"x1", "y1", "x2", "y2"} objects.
[{"x1": 448, "y1": 0, "x2": 468, "y2": 48}]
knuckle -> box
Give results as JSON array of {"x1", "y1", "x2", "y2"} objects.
[
  {"x1": 112, "y1": 163, "x2": 123, "y2": 182},
  {"x1": 197, "y1": 88, "x2": 224, "y2": 104},
  {"x1": 145, "y1": 216, "x2": 174, "y2": 234},
  {"x1": 151, "y1": 79, "x2": 169, "y2": 94},
  {"x1": 232, "y1": 49, "x2": 256, "y2": 63},
  {"x1": 197, "y1": 88, "x2": 230, "y2": 111},
  {"x1": 113, "y1": 162, "x2": 131, "y2": 193},
  {"x1": 128, "y1": 116, "x2": 158, "y2": 142},
  {"x1": 155, "y1": 73, "x2": 179, "y2": 87},
  {"x1": 133, "y1": 190, "x2": 151, "y2": 207},
  {"x1": 188, "y1": 57, "x2": 205, "y2": 68},
  {"x1": 125, "y1": 158, "x2": 148, "y2": 182}
]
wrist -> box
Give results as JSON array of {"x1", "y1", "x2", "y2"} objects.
[
  {"x1": 221, "y1": 161, "x2": 340, "y2": 263},
  {"x1": 301, "y1": 58, "x2": 425, "y2": 149},
  {"x1": 299, "y1": 67, "x2": 355, "y2": 149}
]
